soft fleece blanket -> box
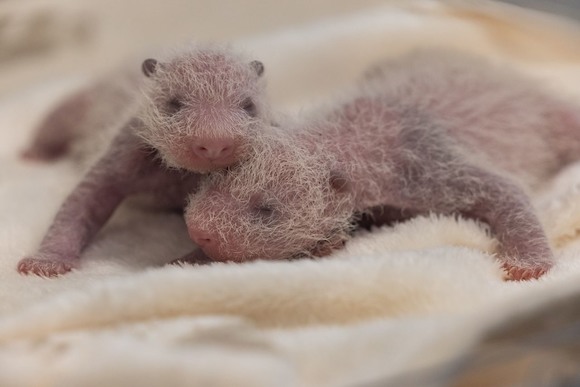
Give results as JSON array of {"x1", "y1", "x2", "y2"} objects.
[{"x1": 2, "y1": 1, "x2": 580, "y2": 386}]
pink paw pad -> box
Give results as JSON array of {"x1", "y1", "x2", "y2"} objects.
[
  {"x1": 502, "y1": 262, "x2": 551, "y2": 281},
  {"x1": 17, "y1": 257, "x2": 76, "y2": 277}
]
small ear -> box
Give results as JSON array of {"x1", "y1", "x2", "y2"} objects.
[
  {"x1": 250, "y1": 60, "x2": 264, "y2": 77},
  {"x1": 329, "y1": 170, "x2": 350, "y2": 193},
  {"x1": 142, "y1": 58, "x2": 158, "y2": 77}
]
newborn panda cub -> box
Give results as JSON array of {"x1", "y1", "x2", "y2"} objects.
[
  {"x1": 184, "y1": 50, "x2": 580, "y2": 281},
  {"x1": 17, "y1": 44, "x2": 268, "y2": 277}
]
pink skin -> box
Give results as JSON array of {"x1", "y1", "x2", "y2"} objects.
[
  {"x1": 18, "y1": 121, "x2": 202, "y2": 276},
  {"x1": 17, "y1": 46, "x2": 268, "y2": 277},
  {"x1": 184, "y1": 50, "x2": 580, "y2": 281},
  {"x1": 186, "y1": 121, "x2": 553, "y2": 281},
  {"x1": 191, "y1": 137, "x2": 236, "y2": 164},
  {"x1": 172, "y1": 136, "x2": 242, "y2": 172},
  {"x1": 135, "y1": 53, "x2": 268, "y2": 173}
]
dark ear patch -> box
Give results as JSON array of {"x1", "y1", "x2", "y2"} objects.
[
  {"x1": 250, "y1": 60, "x2": 264, "y2": 77},
  {"x1": 329, "y1": 170, "x2": 350, "y2": 193},
  {"x1": 142, "y1": 58, "x2": 158, "y2": 77}
]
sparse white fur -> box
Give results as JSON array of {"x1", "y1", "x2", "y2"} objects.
[
  {"x1": 24, "y1": 43, "x2": 271, "y2": 173},
  {"x1": 186, "y1": 49, "x2": 580, "y2": 279},
  {"x1": 187, "y1": 130, "x2": 354, "y2": 261},
  {"x1": 16, "y1": 43, "x2": 273, "y2": 277},
  {"x1": 137, "y1": 44, "x2": 270, "y2": 171}
]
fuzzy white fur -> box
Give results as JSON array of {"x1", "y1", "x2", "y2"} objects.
[
  {"x1": 3, "y1": 1, "x2": 580, "y2": 386},
  {"x1": 137, "y1": 45, "x2": 269, "y2": 172}
]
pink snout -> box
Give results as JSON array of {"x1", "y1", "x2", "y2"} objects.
[
  {"x1": 187, "y1": 226, "x2": 231, "y2": 262},
  {"x1": 192, "y1": 138, "x2": 236, "y2": 162},
  {"x1": 189, "y1": 228, "x2": 214, "y2": 248}
]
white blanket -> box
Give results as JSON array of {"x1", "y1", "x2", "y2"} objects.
[{"x1": 2, "y1": 1, "x2": 580, "y2": 386}]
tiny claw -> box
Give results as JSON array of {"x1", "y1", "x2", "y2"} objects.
[
  {"x1": 501, "y1": 262, "x2": 550, "y2": 281},
  {"x1": 17, "y1": 257, "x2": 77, "y2": 277},
  {"x1": 166, "y1": 249, "x2": 213, "y2": 267}
]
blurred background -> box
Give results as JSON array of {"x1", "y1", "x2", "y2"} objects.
[
  {"x1": 1, "y1": 0, "x2": 579, "y2": 97},
  {"x1": 2, "y1": 0, "x2": 580, "y2": 138},
  {"x1": 0, "y1": 0, "x2": 395, "y2": 96}
]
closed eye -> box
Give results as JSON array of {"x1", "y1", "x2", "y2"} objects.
[
  {"x1": 257, "y1": 205, "x2": 274, "y2": 215},
  {"x1": 241, "y1": 98, "x2": 257, "y2": 117},
  {"x1": 167, "y1": 97, "x2": 183, "y2": 114},
  {"x1": 252, "y1": 204, "x2": 277, "y2": 224}
]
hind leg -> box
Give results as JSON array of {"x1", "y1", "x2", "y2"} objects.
[
  {"x1": 548, "y1": 105, "x2": 580, "y2": 169},
  {"x1": 21, "y1": 89, "x2": 91, "y2": 162}
]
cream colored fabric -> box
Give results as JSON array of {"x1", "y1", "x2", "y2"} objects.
[{"x1": 2, "y1": 2, "x2": 580, "y2": 386}]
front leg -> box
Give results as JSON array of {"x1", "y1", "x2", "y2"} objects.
[
  {"x1": 458, "y1": 171, "x2": 552, "y2": 280},
  {"x1": 18, "y1": 120, "x2": 154, "y2": 277},
  {"x1": 389, "y1": 127, "x2": 553, "y2": 281},
  {"x1": 17, "y1": 181, "x2": 125, "y2": 276},
  {"x1": 393, "y1": 164, "x2": 552, "y2": 280}
]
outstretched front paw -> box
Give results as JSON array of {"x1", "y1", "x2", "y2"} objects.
[
  {"x1": 501, "y1": 261, "x2": 552, "y2": 281},
  {"x1": 17, "y1": 256, "x2": 78, "y2": 277}
]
